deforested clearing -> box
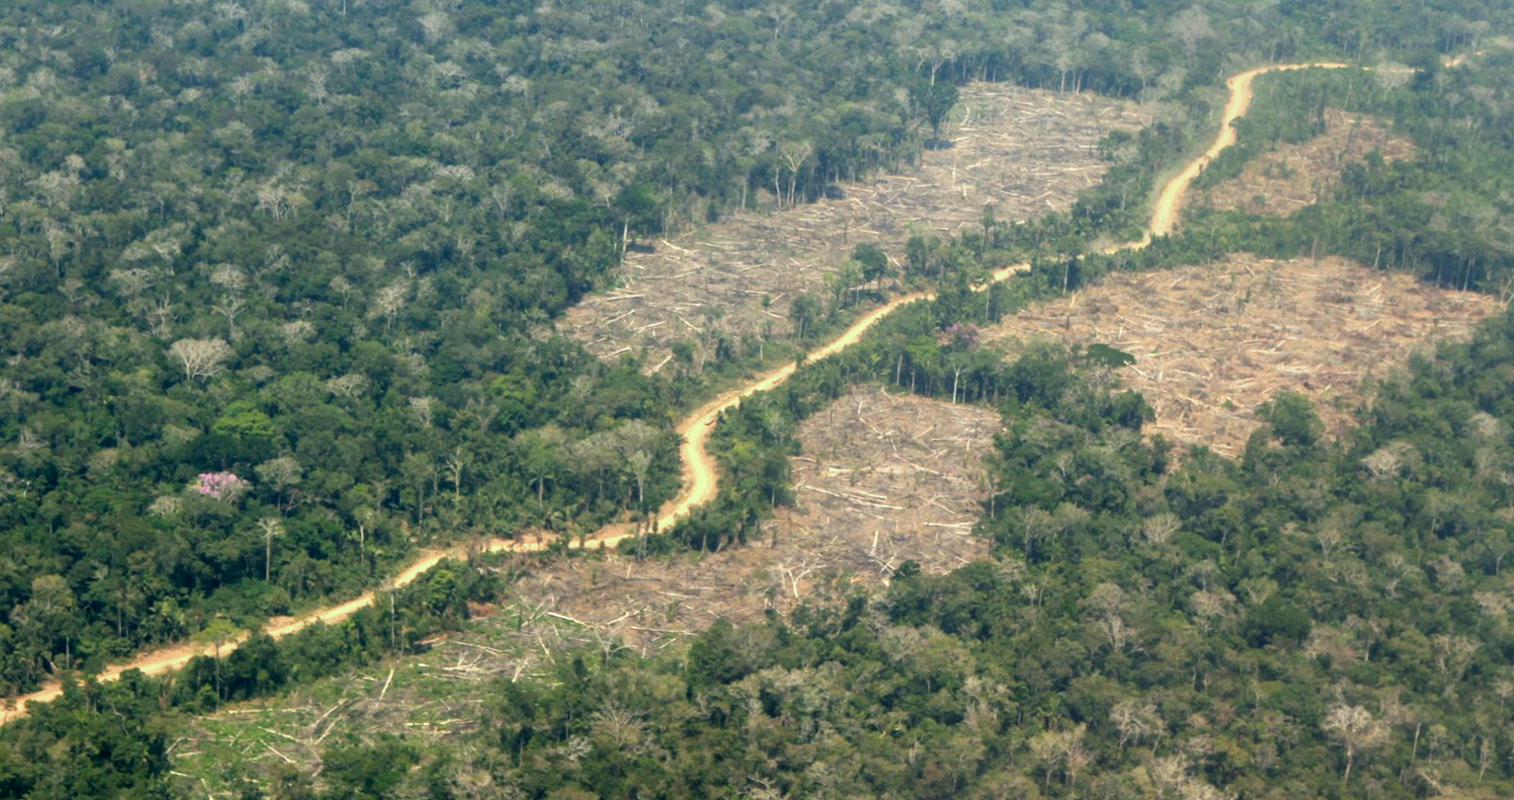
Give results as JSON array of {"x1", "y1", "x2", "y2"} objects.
[
  {"x1": 558, "y1": 85, "x2": 1156, "y2": 370},
  {"x1": 982, "y1": 254, "x2": 1500, "y2": 456},
  {"x1": 1198, "y1": 108, "x2": 1416, "y2": 217},
  {"x1": 771, "y1": 386, "x2": 997, "y2": 579},
  {"x1": 502, "y1": 387, "x2": 997, "y2": 653}
]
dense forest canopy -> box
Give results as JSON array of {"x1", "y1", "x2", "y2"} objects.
[
  {"x1": 8, "y1": 0, "x2": 1488, "y2": 697},
  {"x1": 3, "y1": 0, "x2": 1514, "y2": 796}
]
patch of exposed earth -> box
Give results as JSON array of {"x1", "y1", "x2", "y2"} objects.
[{"x1": 511, "y1": 386, "x2": 997, "y2": 653}]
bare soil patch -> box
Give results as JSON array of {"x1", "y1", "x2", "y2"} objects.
[
  {"x1": 1199, "y1": 108, "x2": 1416, "y2": 217},
  {"x1": 982, "y1": 254, "x2": 1499, "y2": 456},
  {"x1": 559, "y1": 85, "x2": 1156, "y2": 370}
]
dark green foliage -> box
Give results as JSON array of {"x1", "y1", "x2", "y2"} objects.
[
  {"x1": 684, "y1": 619, "x2": 754, "y2": 688},
  {"x1": 911, "y1": 79, "x2": 961, "y2": 147},
  {"x1": 439, "y1": 39, "x2": 1514, "y2": 789},
  {"x1": 852, "y1": 242, "x2": 892, "y2": 287},
  {"x1": 0, "y1": 676, "x2": 172, "y2": 799},
  {"x1": 435, "y1": 304, "x2": 1514, "y2": 800},
  {"x1": 1083, "y1": 343, "x2": 1137, "y2": 369},
  {"x1": 318, "y1": 737, "x2": 419, "y2": 800},
  {"x1": 1257, "y1": 392, "x2": 1325, "y2": 448},
  {"x1": 1149, "y1": 61, "x2": 1514, "y2": 296},
  {"x1": 1244, "y1": 596, "x2": 1313, "y2": 646},
  {"x1": 788, "y1": 294, "x2": 822, "y2": 340},
  {"x1": 0, "y1": 556, "x2": 498, "y2": 798}
]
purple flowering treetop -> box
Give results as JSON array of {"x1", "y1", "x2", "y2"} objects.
[{"x1": 940, "y1": 322, "x2": 980, "y2": 350}]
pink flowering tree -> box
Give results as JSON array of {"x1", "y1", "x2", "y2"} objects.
[{"x1": 194, "y1": 471, "x2": 248, "y2": 501}]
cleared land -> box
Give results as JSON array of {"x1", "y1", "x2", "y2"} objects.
[
  {"x1": 771, "y1": 387, "x2": 996, "y2": 577},
  {"x1": 983, "y1": 254, "x2": 1500, "y2": 456},
  {"x1": 172, "y1": 388, "x2": 997, "y2": 788},
  {"x1": 509, "y1": 387, "x2": 996, "y2": 652},
  {"x1": 559, "y1": 85, "x2": 1155, "y2": 369},
  {"x1": 1198, "y1": 108, "x2": 1415, "y2": 217}
]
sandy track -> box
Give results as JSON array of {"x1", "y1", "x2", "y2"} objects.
[
  {"x1": 1148, "y1": 63, "x2": 1348, "y2": 236},
  {"x1": 2, "y1": 61, "x2": 1356, "y2": 723}
]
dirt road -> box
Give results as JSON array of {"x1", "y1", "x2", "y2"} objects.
[
  {"x1": 1148, "y1": 62, "x2": 1348, "y2": 237},
  {"x1": 2, "y1": 61, "x2": 1356, "y2": 723}
]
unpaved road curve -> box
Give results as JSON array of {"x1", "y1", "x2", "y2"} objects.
[
  {"x1": 2, "y1": 61, "x2": 1353, "y2": 723},
  {"x1": 1148, "y1": 62, "x2": 1348, "y2": 237}
]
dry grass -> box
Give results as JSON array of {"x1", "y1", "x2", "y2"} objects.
[
  {"x1": 983, "y1": 254, "x2": 1500, "y2": 456},
  {"x1": 558, "y1": 85, "x2": 1157, "y2": 370},
  {"x1": 1198, "y1": 108, "x2": 1416, "y2": 217}
]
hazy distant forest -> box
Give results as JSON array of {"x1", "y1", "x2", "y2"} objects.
[{"x1": 4, "y1": 0, "x2": 1514, "y2": 797}]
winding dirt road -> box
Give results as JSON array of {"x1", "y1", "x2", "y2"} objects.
[
  {"x1": 1148, "y1": 62, "x2": 1348, "y2": 237},
  {"x1": 2, "y1": 61, "x2": 1354, "y2": 722}
]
